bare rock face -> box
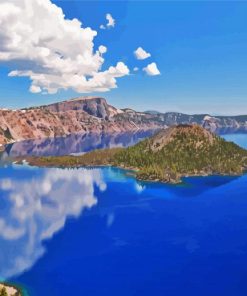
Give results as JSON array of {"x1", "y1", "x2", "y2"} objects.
[
  {"x1": 0, "y1": 97, "x2": 164, "y2": 145},
  {"x1": 0, "y1": 96, "x2": 247, "y2": 145},
  {"x1": 0, "y1": 283, "x2": 21, "y2": 296},
  {"x1": 42, "y1": 96, "x2": 122, "y2": 119}
]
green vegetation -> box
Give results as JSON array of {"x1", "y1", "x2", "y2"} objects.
[
  {"x1": 113, "y1": 125, "x2": 247, "y2": 182},
  {"x1": 0, "y1": 127, "x2": 13, "y2": 141},
  {"x1": 19, "y1": 125, "x2": 247, "y2": 183},
  {"x1": 22, "y1": 147, "x2": 122, "y2": 168}
]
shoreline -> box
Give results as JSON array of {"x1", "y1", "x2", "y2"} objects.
[
  {"x1": 0, "y1": 283, "x2": 22, "y2": 296},
  {"x1": 14, "y1": 158, "x2": 245, "y2": 185}
]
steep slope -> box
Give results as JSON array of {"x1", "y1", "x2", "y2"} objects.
[
  {"x1": 21, "y1": 125, "x2": 247, "y2": 183},
  {"x1": 40, "y1": 96, "x2": 123, "y2": 119},
  {"x1": 0, "y1": 97, "x2": 157, "y2": 145},
  {"x1": 0, "y1": 96, "x2": 247, "y2": 145}
]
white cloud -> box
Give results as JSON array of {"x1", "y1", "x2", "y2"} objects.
[
  {"x1": 98, "y1": 45, "x2": 107, "y2": 55},
  {"x1": 0, "y1": 1, "x2": 127, "y2": 94},
  {"x1": 143, "y1": 62, "x2": 161, "y2": 76},
  {"x1": 0, "y1": 219, "x2": 25, "y2": 240},
  {"x1": 135, "y1": 183, "x2": 145, "y2": 193},
  {"x1": 30, "y1": 85, "x2": 42, "y2": 94},
  {"x1": 100, "y1": 13, "x2": 115, "y2": 29},
  {"x1": 133, "y1": 67, "x2": 139, "y2": 72},
  {"x1": 0, "y1": 179, "x2": 12, "y2": 190},
  {"x1": 134, "y1": 47, "x2": 151, "y2": 60},
  {"x1": 106, "y1": 13, "x2": 115, "y2": 28}
]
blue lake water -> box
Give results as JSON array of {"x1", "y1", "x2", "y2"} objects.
[
  {"x1": 1, "y1": 132, "x2": 247, "y2": 296},
  {"x1": 222, "y1": 133, "x2": 247, "y2": 149}
]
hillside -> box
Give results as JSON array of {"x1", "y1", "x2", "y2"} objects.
[
  {"x1": 113, "y1": 124, "x2": 247, "y2": 182},
  {"x1": 20, "y1": 125, "x2": 247, "y2": 183},
  {"x1": 0, "y1": 97, "x2": 162, "y2": 145},
  {"x1": 1, "y1": 96, "x2": 247, "y2": 145}
]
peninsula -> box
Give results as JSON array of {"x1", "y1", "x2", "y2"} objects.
[{"x1": 16, "y1": 125, "x2": 247, "y2": 183}]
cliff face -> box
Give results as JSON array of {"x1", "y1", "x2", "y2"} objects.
[
  {"x1": 0, "y1": 96, "x2": 247, "y2": 145},
  {"x1": 0, "y1": 97, "x2": 163, "y2": 145},
  {"x1": 41, "y1": 96, "x2": 123, "y2": 119}
]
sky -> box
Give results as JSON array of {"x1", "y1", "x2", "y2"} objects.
[{"x1": 0, "y1": 0, "x2": 247, "y2": 115}]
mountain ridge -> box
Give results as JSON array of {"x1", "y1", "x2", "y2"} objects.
[{"x1": 0, "y1": 96, "x2": 247, "y2": 145}]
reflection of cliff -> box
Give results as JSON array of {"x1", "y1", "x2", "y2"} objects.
[
  {"x1": 0, "y1": 167, "x2": 106, "y2": 279},
  {"x1": 3, "y1": 130, "x2": 157, "y2": 158}
]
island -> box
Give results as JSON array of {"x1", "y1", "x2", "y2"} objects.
[{"x1": 16, "y1": 124, "x2": 247, "y2": 183}]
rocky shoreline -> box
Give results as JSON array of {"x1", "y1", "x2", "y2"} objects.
[
  {"x1": 1, "y1": 96, "x2": 247, "y2": 145},
  {"x1": 16, "y1": 157, "x2": 245, "y2": 184},
  {"x1": 0, "y1": 283, "x2": 22, "y2": 296}
]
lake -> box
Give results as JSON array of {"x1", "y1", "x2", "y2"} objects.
[{"x1": 1, "y1": 132, "x2": 247, "y2": 296}]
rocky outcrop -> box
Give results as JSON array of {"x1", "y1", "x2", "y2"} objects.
[
  {"x1": 0, "y1": 97, "x2": 163, "y2": 145},
  {"x1": 0, "y1": 96, "x2": 247, "y2": 145},
  {"x1": 0, "y1": 283, "x2": 21, "y2": 296},
  {"x1": 41, "y1": 96, "x2": 123, "y2": 119}
]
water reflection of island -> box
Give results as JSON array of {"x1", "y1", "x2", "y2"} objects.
[{"x1": 3, "y1": 130, "x2": 157, "y2": 158}]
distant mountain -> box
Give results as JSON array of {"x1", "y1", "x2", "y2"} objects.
[
  {"x1": 144, "y1": 110, "x2": 163, "y2": 115},
  {"x1": 21, "y1": 124, "x2": 247, "y2": 184},
  {"x1": 0, "y1": 96, "x2": 247, "y2": 145}
]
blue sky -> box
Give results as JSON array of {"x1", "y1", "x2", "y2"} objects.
[{"x1": 0, "y1": 0, "x2": 247, "y2": 115}]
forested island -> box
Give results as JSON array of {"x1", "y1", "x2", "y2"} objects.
[{"x1": 16, "y1": 125, "x2": 247, "y2": 183}]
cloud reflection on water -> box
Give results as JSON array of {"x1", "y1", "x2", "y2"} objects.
[{"x1": 0, "y1": 167, "x2": 106, "y2": 279}]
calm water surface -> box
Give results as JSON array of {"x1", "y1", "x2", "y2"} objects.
[{"x1": 0, "y1": 132, "x2": 247, "y2": 296}]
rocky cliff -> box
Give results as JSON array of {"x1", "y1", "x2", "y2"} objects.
[{"x1": 0, "y1": 96, "x2": 247, "y2": 145}]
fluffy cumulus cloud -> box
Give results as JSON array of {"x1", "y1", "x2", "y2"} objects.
[
  {"x1": 134, "y1": 47, "x2": 151, "y2": 60},
  {"x1": 100, "y1": 13, "x2": 115, "y2": 29},
  {"x1": 143, "y1": 62, "x2": 161, "y2": 76},
  {"x1": 0, "y1": 1, "x2": 128, "y2": 94}
]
